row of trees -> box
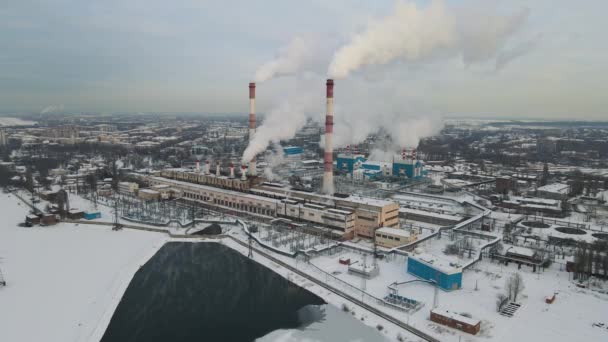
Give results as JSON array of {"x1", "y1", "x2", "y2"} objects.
[{"x1": 496, "y1": 273, "x2": 525, "y2": 311}]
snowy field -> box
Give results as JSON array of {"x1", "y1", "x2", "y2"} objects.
[{"x1": 0, "y1": 192, "x2": 168, "y2": 342}]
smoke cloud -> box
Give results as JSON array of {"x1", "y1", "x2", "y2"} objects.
[
  {"x1": 328, "y1": 0, "x2": 530, "y2": 78},
  {"x1": 495, "y1": 34, "x2": 541, "y2": 71},
  {"x1": 40, "y1": 104, "x2": 64, "y2": 114},
  {"x1": 243, "y1": 0, "x2": 533, "y2": 167},
  {"x1": 241, "y1": 96, "x2": 313, "y2": 164},
  {"x1": 254, "y1": 37, "x2": 317, "y2": 82},
  {"x1": 263, "y1": 143, "x2": 286, "y2": 181}
]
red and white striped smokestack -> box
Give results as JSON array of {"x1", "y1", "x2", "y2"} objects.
[
  {"x1": 229, "y1": 163, "x2": 235, "y2": 178},
  {"x1": 322, "y1": 79, "x2": 335, "y2": 194},
  {"x1": 248, "y1": 82, "x2": 257, "y2": 176}
]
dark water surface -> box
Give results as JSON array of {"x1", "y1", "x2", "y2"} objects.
[{"x1": 101, "y1": 242, "x2": 325, "y2": 342}]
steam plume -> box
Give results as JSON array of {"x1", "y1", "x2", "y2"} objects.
[
  {"x1": 255, "y1": 37, "x2": 316, "y2": 82},
  {"x1": 40, "y1": 104, "x2": 64, "y2": 114},
  {"x1": 328, "y1": 0, "x2": 530, "y2": 78},
  {"x1": 241, "y1": 98, "x2": 312, "y2": 164}
]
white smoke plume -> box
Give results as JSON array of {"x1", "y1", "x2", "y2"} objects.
[
  {"x1": 328, "y1": 0, "x2": 530, "y2": 78},
  {"x1": 254, "y1": 37, "x2": 316, "y2": 83},
  {"x1": 263, "y1": 143, "x2": 286, "y2": 181},
  {"x1": 495, "y1": 33, "x2": 541, "y2": 71},
  {"x1": 40, "y1": 104, "x2": 64, "y2": 114},
  {"x1": 241, "y1": 96, "x2": 313, "y2": 164}
]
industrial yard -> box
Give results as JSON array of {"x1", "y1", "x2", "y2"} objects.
[{"x1": 2, "y1": 77, "x2": 608, "y2": 341}]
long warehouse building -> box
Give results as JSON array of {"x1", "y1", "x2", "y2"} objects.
[{"x1": 147, "y1": 173, "x2": 398, "y2": 240}]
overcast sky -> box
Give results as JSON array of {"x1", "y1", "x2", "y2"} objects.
[{"x1": 1, "y1": 0, "x2": 607, "y2": 119}]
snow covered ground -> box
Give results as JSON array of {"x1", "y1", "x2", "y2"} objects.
[
  {"x1": 3, "y1": 187, "x2": 608, "y2": 342},
  {"x1": 0, "y1": 192, "x2": 168, "y2": 342},
  {"x1": 303, "y1": 246, "x2": 608, "y2": 342}
]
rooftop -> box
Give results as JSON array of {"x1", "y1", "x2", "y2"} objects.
[
  {"x1": 410, "y1": 253, "x2": 462, "y2": 275},
  {"x1": 376, "y1": 227, "x2": 413, "y2": 238},
  {"x1": 431, "y1": 308, "x2": 480, "y2": 326}
]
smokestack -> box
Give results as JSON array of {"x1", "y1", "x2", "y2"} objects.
[
  {"x1": 216, "y1": 162, "x2": 221, "y2": 176},
  {"x1": 322, "y1": 79, "x2": 334, "y2": 194},
  {"x1": 248, "y1": 82, "x2": 257, "y2": 176},
  {"x1": 196, "y1": 160, "x2": 200, "y2": 172},
  {"x1": 241, "y1": 165, "x2": 247, "y2": 181},
  {"x1": 229, "y1": 163, "x2": 235, "y2": 178},
  {"x1": 205, "y1": 160, "x2": 210, "y2": 174}
]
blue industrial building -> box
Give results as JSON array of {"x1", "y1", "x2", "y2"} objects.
[
  {"x1": 336, "y1": 154, "x2": 366, "y2": 174},
  {"x1": 283, "y1": 146, "x2": 303, "y2": 156},
  {"x1": 337, "y1": 153, "x2": 425, "y2": 180},
  {"x1": 392, "y1": 160, "x2": 424, "y2": 179},
  {"x1": 407, "y1": 254, "x2": 462, "y2": 291}
]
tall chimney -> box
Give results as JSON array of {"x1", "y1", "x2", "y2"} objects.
[
  {"x1": 196, "y1": 160, "x2": 200, "y2": 172},
  {"x1": 241, "y1": 165, "x2": 247, "y2": 181},
  {"x1": 322, "y1": 79, "x2": 335, "y2": 194},
  {"x1": 205, "y1": 160, "x2": 210, "y2": 174},
  {"x1": 216, "y1": 161, "x2": 221, "y2": 176},
  {"x1": 229, "y1": 163, "x2": 235, "y2": 178},
  {"x1": 248, "y1": 82, "x2": 257, "y2": 176}
]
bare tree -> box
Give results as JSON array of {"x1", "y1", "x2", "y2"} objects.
[
  {"x1": 496, "y1": 293, "x2": 509, "y2": 312},
  {"x1": 507, "y1": 273, "x2": 525, "y2": 302}
]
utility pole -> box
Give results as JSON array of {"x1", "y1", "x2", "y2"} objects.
[
  {"x1": 433, "y1": 281, "x2": 439, "y2": 309},
  {"x1": 112, "y1": 193, "x2": 122, "y2": 231},
  {"x1": 248, "y1": 231, "x2": 254, "y2": 258}
]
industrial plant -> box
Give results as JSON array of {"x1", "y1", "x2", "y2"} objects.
[{"x1": 3, "y1": 74, "x2": 608, "y2": 342}]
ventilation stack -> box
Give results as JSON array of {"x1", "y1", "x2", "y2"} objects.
[
  {"x1": 248, "y1": 82, "x2": 257, "y2": 176},
  {"x1": 229, "y1": 163, "x2": 235, "y2": 178},
  {"x1": 205, "y1": 160, "x2": 210, "y2": 174},
  {"x1": 216, "y1": 162, "x2": 221, "y2": 176},
  {"x1": 322, "y1": 79, "x2": 335, "y2": 194},
  {"x1": 196, "y1": 160, "x2": 200, "y2": 172},
  {"x1": 241, "y1": 165, "x2": 247, "y2": 181}
]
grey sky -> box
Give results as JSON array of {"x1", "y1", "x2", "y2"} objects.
[{"x1": 1, "y1": 0, "x2": 607, "y2": 119}]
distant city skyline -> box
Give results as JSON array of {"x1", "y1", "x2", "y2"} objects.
[{"x1": 1, "y1": 0, "x2": 607, "y2": 119}]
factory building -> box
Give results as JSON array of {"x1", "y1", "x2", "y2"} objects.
[
  {"x1": 536, "y1": 182, "x2": 570, "y2": 200},
  {"x1": 283, "y1": 146, "x2": 304, "y2": 161},
  {"x1": 337, "y1": 154, "x2": 366, "y2": 174},
  {"x1": 148, "y1": 176, "x2": 358, "y2": 237},
  {"x1": 430, "y1": 308, "x2": 481, "y2": 335},
  {"x1": 160, "y1": 167, "x2": 252, "y2": 192},
  {"x1": 375, "y1": 227, "x2": 418, "y2": 248},
  {"x1": 252, "y1": 183, "x2": 399, "y2": 238},
  {"x1": 407, "y1": 254, "x2": 462, "y2": 291},
  {"x1": 118, "y1": 182, "x2": 139, "y2": 195},
  {"x1": 392, "y1": 159, "x2": 424, "y2": 179},
  {"x1": 336, "y1": 154, "x2": 424, "y2": 180},
  {"x1": 399, "y1": 207, "x2": 463, "y2": 226}
]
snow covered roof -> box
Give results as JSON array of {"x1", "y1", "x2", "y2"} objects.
[
  {"x1": 506, "y1": 246, "x2": 537, "y2": 258},
  {"x1": 410, "y1": 253, "x2": 462, "y2": 275},
  {"x1": 431, "y1": 308, "x2": 480, "y2": 326},
  {"x1": 376, "y1": 227, "x2": 413, "y2": 238},
  {"x1": 346, "y1": 195, "x2": 395, "y2": 208},
  {"x1": 399, "y1": 207, "x2": 463, "y2": 222},
  {"x1": 139, "y1": 189, "x2": 160, "y2": 195},
  {"x1": 537, "y1": 183, "x2": 569, "y2": 194}
]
